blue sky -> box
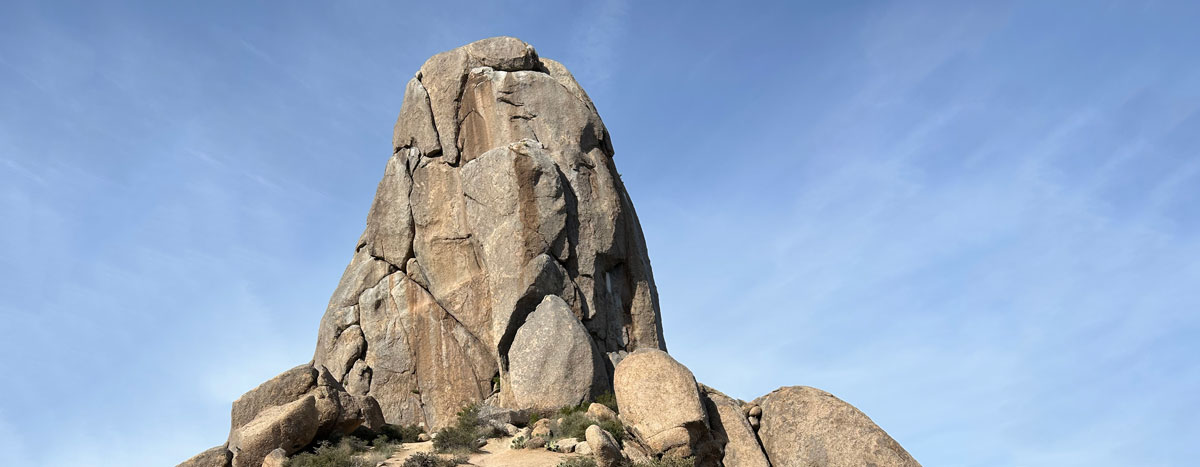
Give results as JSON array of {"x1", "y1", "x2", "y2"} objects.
[{"x1": 2, "y1": 1, "x2": 1198, "y2": 465}]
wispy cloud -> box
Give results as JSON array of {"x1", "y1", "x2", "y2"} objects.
[
  {"x1": 643, "y1": 3, "x2": 1200, "y2": 466},
  {"x1": 568, "y1": 0, "x2": 630, "y2": 87}
]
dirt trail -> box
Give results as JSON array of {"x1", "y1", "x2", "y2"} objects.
[{"x1": 381, "y1": 437, "x2": 575, "y2": 467}]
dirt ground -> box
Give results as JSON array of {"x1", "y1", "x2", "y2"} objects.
[{"x1": 380, "y1": 437, "x2": 576, "y2": 467}]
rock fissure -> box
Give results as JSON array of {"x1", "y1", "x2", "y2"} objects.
[{"x1": 184, "y1": 37, "x2": 919, "y2": 467}]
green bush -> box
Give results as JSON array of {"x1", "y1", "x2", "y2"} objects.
[
  {"x1": 454, "y1": 404, "x2": 480, "y2": 430},
  {"x1": 632, "y1": 456, "x2": 695, "y2": 467},
  {"x1": 401, "y1": 452, "x2": 465, "y2": 467},
  {"x1": 358, "y1": 446, "x2": 396, "y2": 466},
  {"x1": 557, "y1": 456, "x2": 598, "y2": 467},
  {"x1": 594, "y1": 391, "x2": 618, "y2": 413},
  {"x1": 551, "y1": 411, "x2": 592, "y2": 441},
  {"x1": 285, "y1": 437, "x2": 372, "y2": 467},
  {"x1": 379, "y1": 423, "x2": 425, "y2": 443},
  {"x1": 547, "y1": 399, "x2": 626, "y2": 443},
  {"x1": 557, "y1": 401, "x2": 588, "y2": 416},
  {"x1": 597, "y1": 418, "x2": 625, "y2": 442},
  {"x1": 432, "y1": 425, "x2": 478, "y2": 453},
  {"x1": 432, "y1": 404, "x2": 483, "y2": 453}
]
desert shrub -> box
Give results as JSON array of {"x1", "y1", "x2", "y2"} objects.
[
  {"x1": 358, "y1": 446, "x2": 395, "y2": 466},
  {"x1": 528, "y1": 406, "x2": 557, "y2": 427},
  {"x1": 454, "y1": 404, "x2": 480, "y2": 430},
  {"x1": 549, "y1": 409, "x2": 625, "y2": 443},
  {"x1": 557, "y1": 401, "x2": 588, "y2": 416},
  {"x1": 401, "y1": 452, "x2": 463, "y2": 467},
  {"x1": 285, "y1": 436, "x2": 371, "y2": 467},
  {"x1": 551, "y1": 411, "x2": 592, "y2": 441},
  {"x1": 557, "y1": 456, "x2": 598, "y2": 467},
  {"x1": 479, "y1": 421, "x2": 507, "y2": 439},
  {"x1": 632, "y1": 456, "x2": 695, "y2": 467},
  {"x1": 510, "y1": 435, "x2": 527, "y2": 449},
  {"x1": 433, "y1": 403, "x2": 483, "y2": 453},
  {"x1": 368, "y1": 437, "x2": 400, "y2": 459},
  {"x1": 596, "y1": 418, "x2": 625, "y2": 443},
  {"x1": 432, "y1": 425, "x2": 477, "y2": 453},
  {"x1": 594, "y1": 391, "x2": 618, "y2": 413},
  {"x1": 344, "y1": 435, "x2": 370, "y2": 452},
  {"x1": 379, "y1": 423, "x2": 424, "y2": 443}
]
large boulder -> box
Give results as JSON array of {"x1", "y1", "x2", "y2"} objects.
[
  {"x1": 229, "y1": 364, "x2": 317, "y2": 432},
  {"x1": 585, "y1": 424, "x2": 624, "y2": 467},
  {"x1": 699, "y1": 385, "x2": 770, "y2": 467},
  {"x1": 176, "y1": 445, "x2": 230, "y2": 467},
  {"x1": 261, "y1": 448, "x2": 287, "y2": 467},
  {"x1": 613, "y1": 349, "x2": 719, "y2": 463},
  {"x1": 586, "y1": 402, "x2": 617, "y2": 422},
  {"x1": 753, "y1": 386, "x2": 921, "y2": 467},
  {"x1": 508, "y1": 295, "x2": 600, "y2": 410},
  {"x1": 614, "y1": 349, "x2": 705, "y2": 438},
  {"x1": 228, "y1": 396, "x2": 320, "y2": 467},
  {"x1": 304, "y1": 36, "x2": 666, "y2": 429},
  {"x1": 219, "y1": 364, "x2": 383, "y2": 467}
]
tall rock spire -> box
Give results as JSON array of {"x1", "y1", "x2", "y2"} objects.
[
  {"x1": 180, "y1": 37, "x2": 921, "y2": 467},
  {"x1": 311, "y1": 36, "x2": 666, "y2": 430}
]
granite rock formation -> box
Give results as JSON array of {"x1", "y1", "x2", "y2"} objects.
[
  {"x1": 752, "y1": 386, "x2": 921, "y2": 467},
  {"x1": 179, "y1": 37, "x2": 920, "y2": 467},
  {"x1": 309, "y1": 36, "x2": 665, "y2": 432}
]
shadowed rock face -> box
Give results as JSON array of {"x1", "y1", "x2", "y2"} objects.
[{"x1": 311, "y1": 36, "x2": 666, "y2": 430}]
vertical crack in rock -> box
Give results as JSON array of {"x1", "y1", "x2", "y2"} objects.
[
  {"x1": 185, "y1": 37, "x2": 921, "y2": 467},
  {"x1": 313, "y1": 36, "x2": 664, "y2": 428}
]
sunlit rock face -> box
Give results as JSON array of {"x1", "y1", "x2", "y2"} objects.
[
  {"x1": 310, "y1": 36, "x2": 667, "y2": 430},
  {"x1": 180, "y1": 37, "x2": 924, "y2": 467}
]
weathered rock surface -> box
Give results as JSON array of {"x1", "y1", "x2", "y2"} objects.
[
  {"x1": 305, "y1": 35, "x2": 666, "y2": 430},
  {"x1": 207, "y1": 364, "x2": 383, "y2": 467},
  {"x1": 261, "y1": 448, "x2": 287, "y2": 467},
  {"x1": 509, "y1": 295, "x2": 601, "y2": 410},
  {"x1": 586, "y1": 402, "x2": 617, "y2": 422},
  {"x1": 530, "y1": 418, "x2": 552, "y2": 439},
  {"x1": 229, "y1": 396, "x2": 319, "y2": 467},
  {"x1": 613, "y1": 349, "x2": 721, "y2": 464},
  {"x1": 229, "y1": 364, "x2": 317, "y2": 432},
  {"x1": 180, "y1": 36, "x2": 921, "y2": 467},
  {"x1": 700, "y1": 385, "x2": 770, "y2": 467},
  {"x1": 585, "y1": 424, "x2": 624, "y2": 467},
  {"x1": 754, "y1": 386, "x2": 921, "y2": 467},
  {"x1": 613, "y1": 349, "x2": 705, "y2": 440},
  {"x1": 177, "y1": 444, "x2": 230, "y2": 467}
]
